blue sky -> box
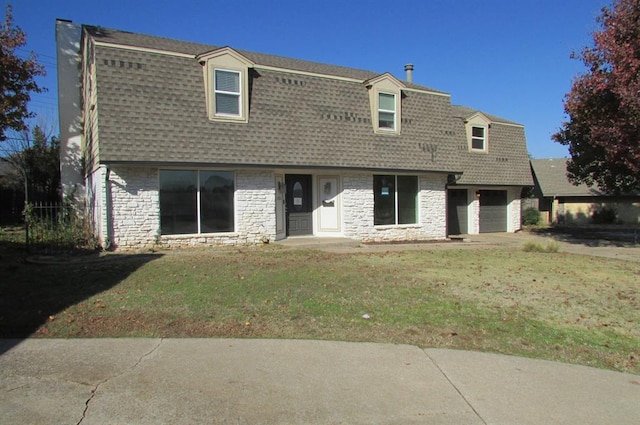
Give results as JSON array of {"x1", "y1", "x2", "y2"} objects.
[{"x1": 6, "y1": 0, "x2": 608, "y2": 158}]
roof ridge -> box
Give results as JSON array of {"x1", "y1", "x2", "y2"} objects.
[
  {"x1": 82, "y1": 24, "x2": 445, "y2": 92},
  {"x1": 451, "y1": 104, "x2": 522, "y2": 126}
]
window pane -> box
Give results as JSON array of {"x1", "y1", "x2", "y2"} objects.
[
  {"x1": 379, "y1": 93, "x2": 395, "y2": 111},
  {"x1": 200, "y1": 171, "x2": 234, "y2": 233},
  {"x1": 215, "y1": 70, "x2": 239, "y2": 93},
  {"x1": 472, "y1": 126, "x2": 484, "y2": 138},
  {"x1": 472, "y1": 137, "x2": 485, "y2": 150},
  {"x1": 215, "y1": 93, "x2": 240, "y2": 115},
  {"x1": 374, "y1": 175, "x2": 396, "y2": 225},
  {"x1": 379, "y1": 111, "x2": 395, "y2": 129},
  {"x1": 397, "y1": 176, "x2": 418, "y2": 224},
  {"x1": 160, "y1": 170, "x2": 197, "y2": 235}
]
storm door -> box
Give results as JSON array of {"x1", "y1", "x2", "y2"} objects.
[{"x1": 285, "y1": 174, "x2": 313, "y2": 236}]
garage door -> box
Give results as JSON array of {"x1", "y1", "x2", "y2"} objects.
[
  {"x1": 479, "y1": 190, "x2": 507, "y2": 233},
  {"x1": 447, "y1": 189, "x2": 468, "y2": 235}
]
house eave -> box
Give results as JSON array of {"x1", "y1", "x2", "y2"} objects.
[{"x1": 100, "y1": 160, "x2": 461, "y2": 175}]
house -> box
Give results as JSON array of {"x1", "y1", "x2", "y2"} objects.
[
  {"x1": 55, "y1": 21, "x2": 532, "y2": 250},
  {"x1": 530, "y1": 158, "x2": 640, "y2": 225}
]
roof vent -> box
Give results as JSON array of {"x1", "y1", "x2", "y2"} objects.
[{"x1": 404, "y1": 63, "x2": 414, "y2": 83}]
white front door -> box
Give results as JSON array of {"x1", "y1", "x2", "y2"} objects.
[
  {"x1": 275, "y1": 174, "x2": 286, "y2": 239},
  {"x1": 318, "y1": 176, "x2": 340, "y2": 232}
]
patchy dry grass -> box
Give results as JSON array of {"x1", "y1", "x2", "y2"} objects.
[
  {"x1": 522, "y1": 240, "x2": 560, "y2": 253},
  {"x1": 1, "y1": 237, "x2": 638, "y2": 374}
]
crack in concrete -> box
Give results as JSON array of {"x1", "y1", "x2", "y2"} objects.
[
  {"x1": 76, "y1": 338, "x2": 164, "y2": 425},
  {"x1": 422, "y1": 349, "x2": 488, "y2": 425},
  {"x1": 6, "y1": 383, "x2": 29, "y2": 392}
]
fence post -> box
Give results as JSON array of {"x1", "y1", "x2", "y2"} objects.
[{"x1": 24, "y1": 202, "x2": 30, "y2": 254}]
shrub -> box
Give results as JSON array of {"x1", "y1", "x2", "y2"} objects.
[
  {"x1": 591, "y1": 207, "x2": 617, "y2": 225},
  {"x1": 522, "y1": 240, "x2": 560, "y2": 253},
  {"x1": 522, "y1": 207, "x2": 542, "y2": 226},
  {"x1": 24, "y1": 202, "x2": 97, "y2": 253}
]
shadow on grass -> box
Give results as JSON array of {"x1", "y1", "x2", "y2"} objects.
[
  {"x1": 530, "y1": 226, "x2": 640, "y2": 248},
  {"x1": 0, "y1": 238, "x2": 162, "y2": 355}
]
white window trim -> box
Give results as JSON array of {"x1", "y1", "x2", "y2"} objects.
[
  {"x1": 197, "y1": 48, "x2": 254, "y2": 124},
  {"x1": 213, "y1": 68, "x2": 242, "y2": 118},
  {"x1": 471, "y1": 125, "x2": 487, "y2": 152},
  {"x1": 377, "y1": 92, "x2": 396, "y2": 132},
  {"x1": 465, "y1": 113, "x2": 491, "y2": 153},
  {"x1": 365, "y1": 73, "x2": 404, "y2": 135}
]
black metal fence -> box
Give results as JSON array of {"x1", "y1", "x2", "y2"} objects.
[{"x1": 28, "y1": 201, "x2": 66, "y2": 225}]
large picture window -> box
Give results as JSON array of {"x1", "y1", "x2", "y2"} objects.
[
  {"x1": 160, "y1": 170, "x2": 234, "y2": 235},
  {"x1": 373, "y1": 175, "x2": 418, "y2": 225}
]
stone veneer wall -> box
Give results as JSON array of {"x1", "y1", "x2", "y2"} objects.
[
  {"x1": 108, "y1": 166, "x2": 160, "y2": 249},
  {"x1": 508, "y1": 187, "x2": 522, "y2": 233},
  {"x1": 107, "y1": 168, "x2": 276, "y2": 249},
  {"x1": 469, "y1": 194, "x2": 480, "y2": 235},
  {"x1": 342, "y1": 173, "x2": 448, "y2": 242},
  {"x1": 234, "y1": 170, "x2": 276, "y2": 244},
  {"x1": 104, "y1": 168, "x2": 456, "y2": 249}
]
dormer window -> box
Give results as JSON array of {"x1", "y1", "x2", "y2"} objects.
[
  {"x1": 214, "y1": 69, "x2": 241, "y2": 116},
  {"x1": 378, "y1": 92, "x2": 396, "y2": 130},
  {"x1": 365, "y1": 73, "x2": 405, "y2": 135},
  {"x1": 197, "y1": 47, "x2": 254, "y2": 123},
  {"x1": 471, "y1": 126, "x2": 486, "y2": 150},
  {"x1": 464, "y1": 112, "x2": 490, "y2": 153}
]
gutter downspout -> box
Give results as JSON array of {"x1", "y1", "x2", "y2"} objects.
[{"x1": 104, "y1": 165, "x2": 112, "y2": 250}]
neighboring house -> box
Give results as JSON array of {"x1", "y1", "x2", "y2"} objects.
[
  {"x1": 56, "y1": 21, "x2": 532, "y2": 250},
  {"x1": 530, "y1": 158, "x2": 640, "y2": 225}
]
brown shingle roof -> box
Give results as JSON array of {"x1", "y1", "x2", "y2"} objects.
[
  {"x1": 530, "y1": 158, "x2": 602, "y2": 197},
  {"x1": 84, "y1": 25, "x2": 530, "y2": 185},
  {"x1": 450, "y1": 106, "x2": 533, "y2": 186},
  {"x1": 84, "y1": 25, "x2": 446, "y2": 92}
]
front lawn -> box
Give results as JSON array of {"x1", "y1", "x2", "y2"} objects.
[{"x1": 1, "y1": 235, "x2": 638, "y2": 374}]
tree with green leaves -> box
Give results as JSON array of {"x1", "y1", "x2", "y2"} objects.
[
  {"x1": 1, "y1": 124, "x2": 60, "y2": 203},
  {"x1": 553, "y1": 0, "x2": 640, "y2": 194},
  {"x1": 1, "y1": 4, "x2": 45, "y2": 142}
]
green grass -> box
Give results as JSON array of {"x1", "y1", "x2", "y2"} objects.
[{"x1": 1, "y1": 232, "x2": 638, "y2": 374}]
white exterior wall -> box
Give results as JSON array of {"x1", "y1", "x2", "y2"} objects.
[
  {"x1": 417, "y1": 174, "x2": 448, "y2": 239},
  {"x1": 469, "y1": 193, "x2": 480, "y2": 234},
  {"x1": 507, "y1": 187, "x2": 523, "y2": 232},
  {"x1": 56, "y1": 20, "x2": 84, "y2": 208},
  {"x1": 342, "y1": 173, "x2": 447, "y2": 242},
  {"x1": 99, "y1": 167, "x2": 464, "y2": 249},
  {"x1": 104, "y1": 168, "x2": 276, "y2": 249},
  {"x1": 235, "y1": 170, "x2": 276, "y2": 244},
  {"x1": 342, "y1": 174, "x2": 374, "y2": 239},
  {"x1": 109, "y1": 167, "x2": 160, "y2": 248}
]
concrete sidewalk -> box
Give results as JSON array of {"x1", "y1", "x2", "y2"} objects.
[
  {"x1": 277, "y1": 232, "x2": 640, "y2": 262},
  {"x1": 1, "y1": 339, "x2": 638, "y2": 424}
]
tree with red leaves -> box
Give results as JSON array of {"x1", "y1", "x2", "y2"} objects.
[
  {"x1": 554, "y1": 0, "x2": 640, "y2": 194},
  {"x1": 0, "y1": 4, "x2": 45, "y2": 142}
]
